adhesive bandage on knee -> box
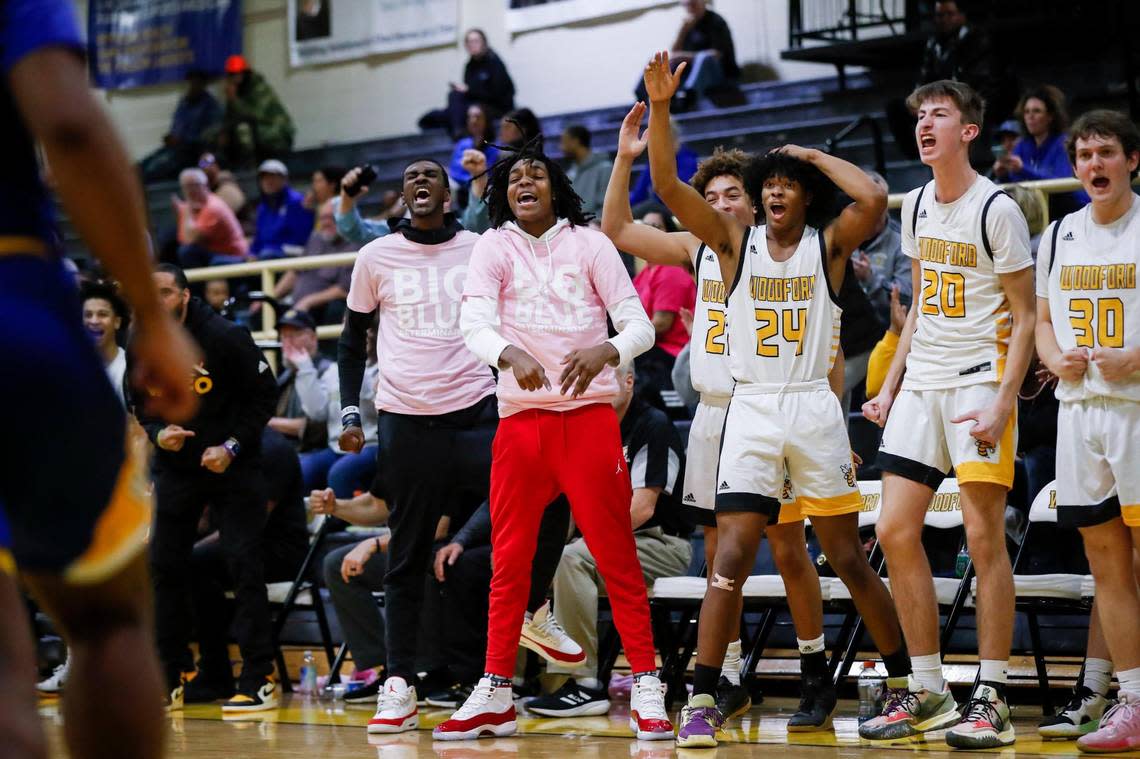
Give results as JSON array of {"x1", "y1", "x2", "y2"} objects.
[{"x1": 711, "y1": 573, "x2": 735, "y2": 591}]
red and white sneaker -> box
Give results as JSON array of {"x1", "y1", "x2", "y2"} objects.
[
  {"x1": 368, "y1": 676, "x2": 419, "y2": 734},
  {"x1": 629, "y1": 674, "x2": 673, "y2": 740},
  {"x1": 432, "y1": 677, "x2": 517, "y2": 741},
  {"x1": 1078, "y1": 692, "x2": 1140, "y2": 753},
  {"x1": 519, "y1": 600, "x2": 585, "y2": 665}
]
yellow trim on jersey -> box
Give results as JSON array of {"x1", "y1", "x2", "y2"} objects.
[
  {"x1": 994, "y1": 303, "x2": 1012, "y2": 381},
  {"x1": 0, "y1": 548, "x2": 14, "y2": 576},
  {"x1": 795, "y1": 492, "x2": 863, "y2": 517},
  {"x1": 63, "y1": 437, "x2": 152, "y2": 586},
  {"x1": 954, "y1": 412, "x2": 1016, "y2": 488},
  {"x1": 0, "y1": 236, "x2": 48, "y2": 256},
  {"x1": 1122, "y1": 504, "x2": 1140, "y2": 528}
]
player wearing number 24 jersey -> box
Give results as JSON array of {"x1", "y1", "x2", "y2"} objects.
[{"x1": 644, "y1": 49, "x2": 908, "y2": 748}]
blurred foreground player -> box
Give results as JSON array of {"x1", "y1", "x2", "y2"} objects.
[{"x1": 0, "y1": 2, "x2": 198, "y2": 758}]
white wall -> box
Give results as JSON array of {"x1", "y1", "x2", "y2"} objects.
[{"x1": 81, "y1": 0, "x2": 836, "y2": 159}]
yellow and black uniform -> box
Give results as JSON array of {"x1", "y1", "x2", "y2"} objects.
[
  {"x1": 134, "y1": 296, "x2": 278, "y2": 691},
  {"x1": 0, "y1": 0, "x2": 151, "y2": 585},
  {"x1": 878, "y1": 175, "x2": 1032, "y2": 488}
]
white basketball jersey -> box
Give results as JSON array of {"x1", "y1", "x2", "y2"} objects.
[
  {"x1": 725, "y1": 225, "x2": 841, "y2": 388},
  {"x1": 1037, "y1": 195, "x2": 1140, "y2": 403},
  {"x1": 901, "y1": 175, "x2": 1033, "y2": 390},
  {"x1": 689, "y1": 242, "x2": 734, "y2": 397}
]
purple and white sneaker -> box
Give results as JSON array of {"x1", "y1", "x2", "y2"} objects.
[{"x1": 676, "y1": 693, "x2": 723, "y2": 748}]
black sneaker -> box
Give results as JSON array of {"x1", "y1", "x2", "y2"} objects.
[
  {"x1": 343, "y1": 677, "x2": 383, "y2": 704},
  {"x1": 415, "y1": 669, "x2": 456, "y2": 706},
  {"x1": 183, "y1": 670, "x2": 235, "y2": 703},
  {"x1": 526, "y1": 678, "x2": 611, "y2": 717},
  {"x1": 786, "y1": 674, "x2": 837, "y2": 732},
  {"x1": 222, "y1": 677, "x2": 279, "y2": 713},
  {"x1": 425, "y1": 682, "x2": 475, "y2": 709},
  {"x1": 716, "y1": 676, "x2": 753, "y2": 719}
]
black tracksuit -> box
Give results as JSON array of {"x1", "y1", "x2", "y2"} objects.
[{"x1": 136, "y1": 297, "x2": 277, "y2": 689}]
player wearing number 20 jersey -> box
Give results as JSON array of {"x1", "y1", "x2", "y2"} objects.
[{"x1": 877, "y1": 175, "x2": 1032, "y2": 488}]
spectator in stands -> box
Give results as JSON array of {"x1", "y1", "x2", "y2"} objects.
[
  {"x1": 865, "y1": 285, "x2": 909, "y2": 398},
  {"x1": 455, "y1": 110, "x2": 543, "y2": 234},
  {"x1": 419, "y1": 29, "x2": 516, "y2": 139},
  {"x1": 138, "y1": 264, "x2": 279, "y2": 712},
  {"x1": 251, "y1": 160, "x2": 314, "y2": 259},
  {"x1": 311, "y1": 485, "x2": 393, "y2": 703},
  {"x1": 273, "y1": 199, "x2": 355, "y2": 324},
  {"x1": 173, "y1": 168, "x2": 250, "y2": 268},
  {"x1": 450, "y1": 104, "x2": 499, "y2": 187},
  {"x1": 988, "y1": 119, "x2": 1022, "y2": 178},
  {"x1": 305, "y1": 166, "x2": 346, "y2": 211},
  {"x1": 1005, "y1": 184, "x2": 1048, "y2": 258},
  {"x1": 333, "y1": 166, "x2": 394, "y2": 245},
  {"x1": 629, "y1": 118, "x2": 697, "y2": 208},
  {"x1": 268, "y1": 309, "x2": 333, "y2": 452},
  {"x1": 634, "y1": 0, "x2": 739, "y2": 111},
  {"x1": 632, "y1": 206, "x2": 695, "y2": 391},
  {"x1": 216, "y1": 54, "x2": 295, "y2": 168},
  {"x1": 296, "y1": 316, "x2": 380, "y2": 495},
  {"x1": 184, "y1": 428, "x2": 309, "y2": 702},
  {"x1": 80, "y1": 280, "x2": 129, "y2": 405},
  {"x1": 887, "y1": 0, "x2": 1014, "y2": 160},
  {"x1": 851, "y1": 170, "x2": 909, "y2": 331},
  {"x1": 204, "y1": 279, "x2": 231, "y2": 313},
  {"x1": 994, "y1": 85, "x2": 1089, "y2": 211},
  {"x1": 837, "y1": 255, "x2": 885, "y2": 411},
  {"x1": 561, "y1": 124, "x2": 613, "y2": 219},
  {"x1": 496, "y1": 108, "x2": 541, "y2": 149},
  {"x1": 528, "y1": 363, "x2": 691, "y2": 717},
  {"x1": 140, "y1": 70, "x2": 222, "y2": 181},
  {"x1": 199, "y1": 152, "x2": 247, "y2": 219}
]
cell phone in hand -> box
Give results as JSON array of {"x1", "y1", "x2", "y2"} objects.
[{"x1": 344, "y1": 165, "x2": 378, "y2": 197}]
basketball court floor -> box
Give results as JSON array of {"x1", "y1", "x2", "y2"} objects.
[{"x1": 39, "y1": 695, "x2": 1124, "y2": 757}]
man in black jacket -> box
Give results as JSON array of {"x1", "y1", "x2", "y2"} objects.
[
  {"x1": 419, "y1": 28, "x2": 516, "y2": 139},
  {"x1": 136, "y1": 263, "x2": 279, "y2": 713}
]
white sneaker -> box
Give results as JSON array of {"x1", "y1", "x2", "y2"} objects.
[
  {"x1": 368, "y1": 676, "x2": 419, "y2": 734},
  {"x1": 519, "y1": 600, "x2": 585, "y2": 665},
  {"x1": 37, "y1": 657, "x2": 69, "y2": 695},
  {"x1": 432, "y1": 677, "x2": 517, "y2": 741},
  {"x1": 1039, "y1": 685, "x2": 1110, "y2": 739},
  {"x1": 629, "y1": 674, "x2": 674, "y2": 740}
]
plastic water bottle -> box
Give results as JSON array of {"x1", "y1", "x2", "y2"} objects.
[
  {"x1": 300, "y1": 650, "x2": 317, "y2": 696},
  {"x1": 955, "y1": 544, "x2": 970, "y2": 578},
  {"x1": 857, "y1": 661, "x2": 885, "y2": 723}
]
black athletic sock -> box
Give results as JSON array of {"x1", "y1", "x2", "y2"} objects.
[
  {"x1": 693, "y1": 664, "x2": 721, "y2": 697},
  {"x1": 882, "y1": 644, "x2": 911, "y2": 680},
  {"x1": 800, "y1": 650, "x2": 829, "y2": 679}
]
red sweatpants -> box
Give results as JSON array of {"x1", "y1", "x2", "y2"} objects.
[{"x1": 483, "y1": 402, "x2": 658, "y2": 677}]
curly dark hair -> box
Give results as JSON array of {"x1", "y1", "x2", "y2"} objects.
[
  {"x1": 483, "y1": 134, "x2": 591, "y2": 229},
  {"x1": 745, "y1": 149, "x2": 838, "y2": 229},
  {"x1": 79, "y1": 279, "x2": 129, "y2": 323},
  {"x1": 689, "y1": 147, "x2": 751, "y2": 197}
]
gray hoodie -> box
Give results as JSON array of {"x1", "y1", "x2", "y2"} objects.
[{"x1": 566, "y1": 152, "x2": 614, "y2": 220}]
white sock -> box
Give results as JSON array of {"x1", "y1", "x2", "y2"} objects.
[
  {"x1": 722, "y1": 640, "x2": 742, "y2": 686},
  {"x1": 1083, "y1": 658, "x2": 1113, "y2": 697},
  {"x1": 1116, "y1": 666, "x2": 1140, "y2": 701},
  {"x1": 577, "y1": 677, "x2": 601, "y2": 691},
  {"x1": 911, "y1": 653, "x2": 945, "y2": 693},
  {"x1": 978, "y1": 659, "x2": 1007, "y2": 686},
  {"x1": 797, "y1": 635, "x2": 825, "y2": 654}
]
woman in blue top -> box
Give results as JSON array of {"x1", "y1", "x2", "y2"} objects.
[
  {"x1": 448, "y1": 103, "x2": 499, "y2": 184},
  {"x1": 993, "y1": 84, "x2": 1089, "y2": 206}
]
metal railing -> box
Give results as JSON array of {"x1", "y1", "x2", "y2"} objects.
[
  {"x1": 825, "y1": 114, "x2": 886, "y2": 176},
  {"x1": 788, "y1": 0, "x2": 912, "y2": 48},
  {"x1": 185, "y1": 176, "x2": 1089, "y2": 342}
]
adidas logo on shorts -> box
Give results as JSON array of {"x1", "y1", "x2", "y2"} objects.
[
  {"x1": 1063, "y1": 231, "x2": 1075, "y2": 241},
  {"x1": 683, "y1": 493, "x2": 696, "y2": 503},
  {"x1": 718, "y1": 481, "x2": 730, "y2": 491},
  {"x1": 918, "y1": 209, "x2": 928, "y2": 218}
]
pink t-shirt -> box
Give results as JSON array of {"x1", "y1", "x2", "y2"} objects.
[
  {"x1": 633, "y1": 263, "x2": 695, "y2": 357},
  {"x1": 180, "y1": 192, "x2": 248, "y2": 256},
  {"x1": 463, "y1": 221, "x2": 638, "y2": 417},
  {"x1": 347, "y1": 228, "x2": 496, "y2": 415}
]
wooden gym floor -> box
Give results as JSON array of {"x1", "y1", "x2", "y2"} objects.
[{"x1": 39, "y1": 694, "x2": 1136, "y2": 758}]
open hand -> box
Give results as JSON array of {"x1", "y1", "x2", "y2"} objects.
[
  {"x1": 643, "y1": 51, "x2": 687, "y2": 103},
  {"x1": 433, "y1": 543, "x2": 464, "y2": 582},
  {"x1": 559, "y1": 343, "x2": 619, "y2": 397},
  {"x1": 617, "y1": 102, "x2": 649, "y2": 160}
]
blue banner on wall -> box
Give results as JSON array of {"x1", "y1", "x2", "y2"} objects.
[{"x1": 88, "y1": 0, "x2": 242, "y2": 90}]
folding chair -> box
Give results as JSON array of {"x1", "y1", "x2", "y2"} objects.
[
  {"x1": 979, "y1": 480, "x2": 1090, "y2": 714},
  {"x1": 269, "y1": 514, "x2": 337, "y2": 692}
]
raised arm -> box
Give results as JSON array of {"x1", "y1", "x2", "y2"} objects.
[
  {"x1": 601, "y1": 101, "x2": 696, "y2": 267},
  {"x1": 644, "y1": 51, "x2": 744, "y2": 285}
]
